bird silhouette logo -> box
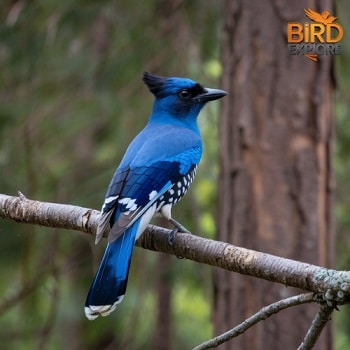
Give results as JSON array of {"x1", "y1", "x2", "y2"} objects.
[
  {"x1": 303, "y1": 9, "x2": 339, "y2": 61},
  {"x1": 304, "y1": 9, "x2": 337, "y2": 25},
  {"x1": 287, "y1": 8, "x2": 343, "y2": 62}
]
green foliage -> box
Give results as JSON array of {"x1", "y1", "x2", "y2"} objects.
[{"x1": 0, "y1": 0, "x2": 223, "y2": 348}]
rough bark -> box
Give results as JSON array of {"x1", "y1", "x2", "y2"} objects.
[
  {"x1": 215, "y1": 1, "x2": 334, "y2": 349},
  {"x1": 1, "y1": 194, "x2": 348, "y2": 301}
]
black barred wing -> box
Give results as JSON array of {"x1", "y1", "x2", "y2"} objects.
[{"x1": 96, "y1": 160, "x2": 195, "y2": 243}]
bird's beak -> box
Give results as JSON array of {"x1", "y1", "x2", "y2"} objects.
[{"x1": 196, "y1": 88, "x2": 228, "y2": 103}]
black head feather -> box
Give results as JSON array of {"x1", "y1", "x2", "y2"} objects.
[{"x1": 142, "y1": 72, "x2": 167, "y2": 97}]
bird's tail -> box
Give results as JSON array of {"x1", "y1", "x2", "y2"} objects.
[{"x1": 84, "y1": 219, "x2": 140, "y2": 320}]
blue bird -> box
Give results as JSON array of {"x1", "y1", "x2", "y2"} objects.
[{"x1": 85, "y1": 72, "x2": 227, "y2": 320}]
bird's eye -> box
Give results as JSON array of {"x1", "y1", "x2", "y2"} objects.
[{"x1": 178, "y1": 89, "x2": 192, "y2": 99}]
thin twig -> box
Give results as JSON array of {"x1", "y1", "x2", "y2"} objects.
[
  {"x1": 297, "y1": 304, "x2": 334, "y2": 350},
  {"x1": 193, "y1": 293, "x2": 315, "y2": 350}
]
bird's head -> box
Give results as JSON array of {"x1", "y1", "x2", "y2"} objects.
[{"x1": 143, "y1": 72, "x2": 227, "y2": 131}]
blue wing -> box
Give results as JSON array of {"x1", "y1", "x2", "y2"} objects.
[{"x1": 95, "y1": 124, "x2": 202, "y2": 243}]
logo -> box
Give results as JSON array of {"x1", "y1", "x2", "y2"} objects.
[{"x1": 287, "y1": 8, "x2": 343, "y2": 61}]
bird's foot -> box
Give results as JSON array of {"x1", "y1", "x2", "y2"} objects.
[
  {"x1": 168, "y1": 218, "x2": 191, "y2": 234},
  {"x1": 168, "y1": 228, "x2": 184, "y2": 259},
  {"x1": 168, "y1": 219, "x2": 190, "y2": 259},
  {"x1": 168, "y1": 227, "x2": 178, "y2": 246}
]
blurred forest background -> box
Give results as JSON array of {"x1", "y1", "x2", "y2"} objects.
[{"x1": 0, "y1": 1, "x2": 349, "y2": 349}]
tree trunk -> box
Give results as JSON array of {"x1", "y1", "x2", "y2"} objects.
[{"x1": 215, "y1": 1, "x2": 334, "y2": 349}]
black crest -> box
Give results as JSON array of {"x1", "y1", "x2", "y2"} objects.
[{"x1": 142, "y1": 72, "x2": 167, "y2": 97}]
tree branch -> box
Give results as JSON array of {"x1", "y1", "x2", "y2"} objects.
[
  {"x1": 297, "y1": 304, "x2": 334, "y2": 350},
  {"x1": 193, "y1": 293, "x2": 315, "y2": 350},
  {"x1": 1, "y1": 193, "x2": 350, "y2": 305}
]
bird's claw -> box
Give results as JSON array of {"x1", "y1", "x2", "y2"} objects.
[
  {"x1": 168, "y1": 227, "x2": 178, "y2": 246},
  {"x1": 168, "y1": 218, "x2": 190, "y2": 259},
  {"x1": 168, "y1": 227, "x2": 184, "y2": 259}
]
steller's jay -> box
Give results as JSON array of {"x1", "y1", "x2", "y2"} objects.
[{"x1": 85, "y1": 72, "x2": 227, "y2": 320}]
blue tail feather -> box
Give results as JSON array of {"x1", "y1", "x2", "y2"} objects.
[{"x1": 85, "y1": 219, "x2": 140, "y2": 320}]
